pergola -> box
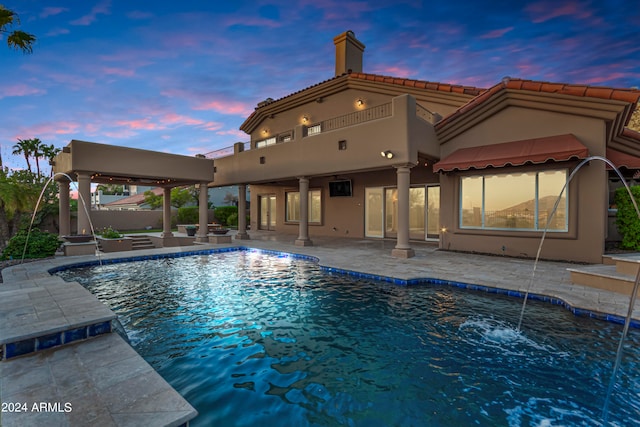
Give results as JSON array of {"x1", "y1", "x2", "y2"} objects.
[{"x1": 52, "y1": 140, "x2": 217, "y2": 244}]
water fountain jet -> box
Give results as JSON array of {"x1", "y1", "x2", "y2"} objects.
[
  {"x1": 21, "y1": 172, "x2": 101, "y2": 264},
  {"x1": 514, "y1": 155, "x2": 639, "y2": 422}
]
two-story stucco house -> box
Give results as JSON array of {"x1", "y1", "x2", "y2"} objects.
[{"x1": 212, "y1": 31, "x2": 640, "y2": 263}]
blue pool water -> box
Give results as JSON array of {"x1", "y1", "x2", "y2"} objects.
[{"x1": 56, "y1": 250, "x2": 640, "y2": 426}]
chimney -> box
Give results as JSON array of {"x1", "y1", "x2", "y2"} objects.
[{"x1": 333, "y1": 30, "x2": 365, "y2": 76}]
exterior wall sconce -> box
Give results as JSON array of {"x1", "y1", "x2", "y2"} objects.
[
  {"x1": 302, "y1": 115, "x2": 309, "y2": 124},
  {"x1": 381, "y1": 150, "x2": 394, "y2": 159},
  {"x1": 356, "y1": 98, "x2": 364, "y2": 107},
  {"x1": 262, "y1": 128, "x2": 269, "y2": 136}
]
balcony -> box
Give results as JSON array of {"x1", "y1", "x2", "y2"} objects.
[{"x1": 211, "y1": 94, "x2": 439, "y2": 186}]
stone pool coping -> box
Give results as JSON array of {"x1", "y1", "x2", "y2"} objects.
[{"x1": 1, "y1": 239, "x2": 639, "y2": 426}]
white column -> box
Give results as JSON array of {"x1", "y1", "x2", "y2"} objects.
[
  {"x1": 58, "y1": 179, "x2": 71, "y2": 236},
  {"x1": 196, "y1": 181, "x2": 209, "y2": 242},
  {"x1": 295, "y1": 176, "x2": 313, "y2": 246},
  {"x1": 76, "y1": 172, "x2": 92, "y2": 236},
  {"x1": 392, "y1": 165, "x2": 415, "y2": 258},
  {"x1": 161, "y1": 187, "x2": 173, "y2": 238},
  {"x1": 236, "y1": 184, "x2": 250, "y2": 240}
]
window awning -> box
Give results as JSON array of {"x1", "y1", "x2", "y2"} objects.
[
  {"x1": 433, "y1": 134, "x2": 589, "y2": 173},
  {"x1": 606, "y1": 148, "x2": 640, "y2": 170}
]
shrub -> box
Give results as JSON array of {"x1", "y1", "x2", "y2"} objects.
[
  {"x1": 177, "y1": 206, "x2": 199, "y2": 224},
  {"x1": 214, "y1": 206, "x2": 238, "y2": 226},
  {"x1": 226, "y1": 213, "x2": 250, "y2": 228},
  {"x1": 100, "y1": 226, "x2": 123, "y2": 239},
  {"x1": 2, "y1": 229, "x2": 61, "y2": 260},
  {"x1": 614, "y1": 185, "x2": 640, "y2": 250}
]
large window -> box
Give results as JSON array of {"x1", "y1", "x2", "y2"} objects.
[
  {"x1": 460, "y1": 170, "x2": 567, "y2": 231},
  {"x1": 286, "y1": 190, "x2": 322, "y2": 223}
]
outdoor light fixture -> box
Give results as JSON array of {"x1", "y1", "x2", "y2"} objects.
[
  {"x1": 302, "y1": 115, "x2": 309, "y2": 123},
  {"x1": 356, "y1": 98, "x2": 364, "y2": 107},
  {"x1": 381, "y1": 150, "x2": 394, "y2": 159}
]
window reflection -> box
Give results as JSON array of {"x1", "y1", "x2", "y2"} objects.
[{"x1": 460, "y1": 170, "x2": 567, "y2": 231}]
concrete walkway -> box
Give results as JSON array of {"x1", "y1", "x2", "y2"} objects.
[{"x1": 1, "y1": 232, "x2": 638, "y2": 426}]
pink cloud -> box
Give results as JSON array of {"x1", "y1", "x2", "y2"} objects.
[
  {"x1": 46, "y1": 28, "x2": 71, "y2": 37},
  {"x1": 102, "y1": 67, "x2": 136, "y2": 77},
  {"x1": 525, "y1": 1, "x2": 594, "y2": 23},
  {"x1": 127, "y1": 10, "x2": 154, "y2": 20},
  {"x1": 1, "y1": 84, "x2": 46, "y2": 98},
  {"x1": 117, "y1": 118, "x2": 162, "y2": 131},
  {"x1": 194, "y1": 100, "x2": 253, "y2": 116},
  {"x1": 480, "y1": 27, "x2": 514, "y2": 39},
  {"x1": 40, "y1": 7, "x2": 68, "y2": 18},
  {"x1": 70, "y1": 0, "x2": 111, "y2": 26}
]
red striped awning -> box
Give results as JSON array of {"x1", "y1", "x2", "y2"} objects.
[
  {"x1": 606, "y1": 148, "x2": 640, "y2": 170},
  {"x1": 433, "y1": 134, "x2": 588, "y2": 173}
]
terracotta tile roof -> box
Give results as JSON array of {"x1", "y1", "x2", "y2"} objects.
[
  {"x1": 436, "y1": 78, "x2": 640, "y2": 130},
  {"x1": 106, "y1": 187, "x2": 163, "y2": 206},
  {"x1": 348, "y1": 72, "x2": 485, "y2": 96}
]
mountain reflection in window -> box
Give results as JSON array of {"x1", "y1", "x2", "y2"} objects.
[{"x1": 460, "y1": 170, "x2": 567, "y2": 231}]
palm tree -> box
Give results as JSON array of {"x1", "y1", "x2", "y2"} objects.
[
  {"x1": 40, "y1": 144, "x2": 61, "y2": 176},
  {"x1": 0, "y1": 6, "x2": 36, "y2": 54},
  {"x1": 31, "y1": 138, "x2": 45, "y2": 176},
  {"x1": 12, "y1": 138, "x2": 36, "y2": 173}
]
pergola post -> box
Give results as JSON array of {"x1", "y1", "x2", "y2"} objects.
[
  {"x1": 236, "y1": 184, "x2": 250, "y2": 240},
  {"x1": 57, "y1": 179, "x2": 71, "y2": 236},
  {"x1": 76, "y1": 172, "x2": 92, "y2": 236},
  {"x1": 161, "y1": 187, "x2": 174, "y2": 238},
  {"x1": 195, "y1": 182, "x2": 209, "y2": 243}
]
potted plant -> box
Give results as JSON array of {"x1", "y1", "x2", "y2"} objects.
[
  {"x1": 185, "y1": 225, "x2": 197, "y2": 236},
  {"x1": 97, "y1": 226, "x2": 133, "y2": 252}
]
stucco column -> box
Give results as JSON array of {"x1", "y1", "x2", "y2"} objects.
[
  {"x1": 295, "y1": 176, "x2": 313, "y2": 246},
  {"x1": 196, "y1": 182, "x2": 209, "y2": 243},
  {"x1": 57, "y1": 179, "x2": 71, "y2": 236},
  {"x1": 76, "y1": 172, "x2": 92, "y2": 236},
  {"x1": 161, "y1": 187, "x2": 174, "y2": 238},
  {"x1": 235, "y1": 184, "x2": 250, "y2": 240},
  {"x1": 392, "y1": 165, "x2": 415, "y2": 258}
]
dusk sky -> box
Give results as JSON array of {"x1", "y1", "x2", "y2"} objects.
[{"x1": 2, "y1": 0, "x2": 639, "y2": 172}]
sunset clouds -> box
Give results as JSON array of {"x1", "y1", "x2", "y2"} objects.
[{"x1": 2, "y1": 0, "x2": 639, "y2": 171}]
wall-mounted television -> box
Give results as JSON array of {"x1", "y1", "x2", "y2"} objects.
[{"x1": 329, "y1": 179, "x2": 352, "y2": 197}]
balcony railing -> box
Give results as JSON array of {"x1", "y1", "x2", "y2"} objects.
[
  {"x1": 207, "y1": 101, "x2": 433, "y2": 159},
  {"x1": 319, "y1": 103, "x2": 392, "y2": 133}
]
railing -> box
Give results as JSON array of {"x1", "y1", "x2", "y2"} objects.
[
  {"x1": 319, "y1": 103, "x2": 392, "y2": 133},
  {"x1": 204, "y1": 142, "x2": 250, "y2": 159},
  {"x1": 416, "y1": 104, "x2": 438, "y2": 123}
]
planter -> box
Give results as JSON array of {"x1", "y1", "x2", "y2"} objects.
[
  {"x1": 98, "y1": 237, "x2": 133, "y2": 253},
  {"x1": 63, "y1": 234, "x2": 94, "y2": 243},
  {"x1": 186, "y1": 227, "x2": 197, "y2": 237},
  {"x1": 211, "y1": 229, "x2": 229, "y2": 235}
]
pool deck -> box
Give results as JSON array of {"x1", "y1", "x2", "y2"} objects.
[{"x1": 1, "y1": 231, "x2": 639, "y2": 426}]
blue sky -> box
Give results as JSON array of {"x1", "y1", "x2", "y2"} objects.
[{"x1": 2, "y1": 0, "x2": 639, "y2": 172}]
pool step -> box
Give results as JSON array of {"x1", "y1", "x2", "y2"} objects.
[
  {"x1": 130, "y1": 235, "x2": 155, "y2": 250},
  {"x1": 0, "y1": 277, "x2": 116, "y2": 360},
  {"x1": 568, "y1": 255, "x2": 640, "y2": 296}
]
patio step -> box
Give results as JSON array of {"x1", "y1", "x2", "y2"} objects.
[
  {"x1": 569, "y1": 255, "x2": 640, "y2": 296},
  {"x1": 130, "y1": 235, "x2": 155, "y2": 250}
]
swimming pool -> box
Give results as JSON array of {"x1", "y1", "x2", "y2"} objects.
[{"x1": 56, "y1": 249, "x2": 640, "y2": 426}]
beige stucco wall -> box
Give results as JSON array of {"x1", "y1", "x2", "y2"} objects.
[
  {"x1": 215, "y1": 95, "x2": 437, "y2": 186},
  {"x1": 249, "y1": 166, "x2": 439, "y2": 239},
  {"x1": 54, "y1": 140, "x2": 215, "y2": 185},
  {"x1": 437, "y1": 105, "x2": 609, "y2": 263}
]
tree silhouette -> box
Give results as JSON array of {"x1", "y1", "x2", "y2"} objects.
[{"x1": 0, "y1": 6, "x2": 36, "y2": 54}]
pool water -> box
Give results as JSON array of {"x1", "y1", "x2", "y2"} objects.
[{"x1": 56, "y1": 250, "x2": 640, "y2": 426}]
